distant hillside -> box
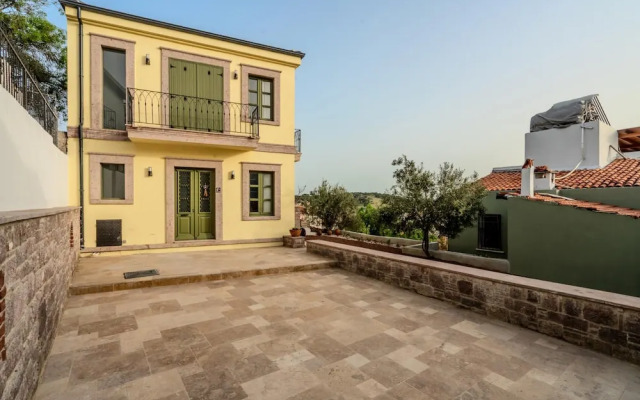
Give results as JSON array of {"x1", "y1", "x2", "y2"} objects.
[{"x1": 295, "y1": 191, "x2": 388, "y2": 207}]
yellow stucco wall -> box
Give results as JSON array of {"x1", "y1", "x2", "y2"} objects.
[
  {"x1": 64, "y1": 6, "x2": 300, "y2": 146},
  {"x1": 63, "y1": 5, "x2": 301, "y2": 249}
]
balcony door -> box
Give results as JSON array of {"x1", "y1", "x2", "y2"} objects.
[
  {"x1": 175, "y1": 169, "x2": 215, "y2": 241},
  {"x1": 169, "y1": 58, "x2": 223, "y2": 132}
]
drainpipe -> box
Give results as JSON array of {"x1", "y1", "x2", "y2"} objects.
[{"x1": 77, "y1": 5, "x2": 85, "y2": 249}]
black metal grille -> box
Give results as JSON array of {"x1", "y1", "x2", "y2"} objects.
[
  {"x1": 478, "y1": 214, "x2": 502, "y2": 251},
  {"x1": 96, "y1": 220, "x2": 122, "y2": 247},
  {"x1": 0, "y1": 23, "x2": 59, "y2": 144},
  {"x1": 126, "y1": 88, "x2": 259, "y2": 138},
  {"x1": 178, "y1": 170, "x2": 191, "y2": 213},
  {"x1": 199, "y1": 171, "x2": 211, "y2": 213},
  {"x1": 294, "y1": 129, "x2": 302, "y2": 153}
]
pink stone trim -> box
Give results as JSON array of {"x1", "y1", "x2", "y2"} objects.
[
  {"x1": 240, "y1": 65, "x2": 281, "y2": 126},
  {"x1": 165, "y1": 158, "x2": 223, "y2": 244},
  {"x1": 241, "y1": 162, "x2": 281, "y2": 221},
  {"x1": 89, "y1": 153, "x2": 134, "y2": 205},
  {"x1": 90, "y1": 34, "x2": 135, "y2": 130}
]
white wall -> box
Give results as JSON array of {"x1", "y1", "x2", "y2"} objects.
[
  {"x1": 524, "y1": 120, "x2": 618, "y2": 170},
  {"x1": 0, "y1": 87, "x2": 68, "y2": 212}
]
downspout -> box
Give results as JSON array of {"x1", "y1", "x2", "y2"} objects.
[{"x1": 77, "y1": 5, "x2": 85, "y2": 248}]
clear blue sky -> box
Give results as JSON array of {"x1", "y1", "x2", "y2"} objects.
[{"x1": 46, "y1": 0, "x2": 640, "y2": 193}]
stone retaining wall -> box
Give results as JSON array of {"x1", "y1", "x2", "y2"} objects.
[
  {"x1": 0, "y1": 207, "x2": 80, "y2": 400},
  {"x1": 308, "y1": 240, "x2": 640, "y2": 365}
]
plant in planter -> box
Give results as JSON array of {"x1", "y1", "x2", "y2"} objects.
[
  {"x1": 289, "y1": 227, "x2": 302, "y2": 237},
  {"x1": 333, "y1": 228, "x2": 341, "y2": 236}
]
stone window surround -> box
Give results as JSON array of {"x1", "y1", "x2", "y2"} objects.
[
  {"x1": 242, "y1": 162, "x2": 281, "y2": 221},
  {"x1": 165, "y1": 158, "x2": 223, "y2": 244},
  {"x1": 89, "y1": 153, "x2": 134, "y2": 205},
  {"x1": 160, "y1": 48, "x2": 231, "y2": 130},
  {"x1": 241, "y1": 64, "x2": 281, "y2": 126},
  {"x1": 90, "y1": 34, "x2": 135, "y2": 131}
]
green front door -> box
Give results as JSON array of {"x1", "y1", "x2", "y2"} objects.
[
  {"x1": 169, "y1": 58, "x2": 223, "y2": 132},
  {"x1": 175, "y1": 169, "x2": 215, "y2": 241}
]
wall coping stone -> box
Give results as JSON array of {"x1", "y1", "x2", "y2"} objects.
[
  {"x1": 310, "y1": 240, "x2": 640, "y2": 312},
  {"x1": 0, "y1": 207, "x2": 79, "y2": 225}
]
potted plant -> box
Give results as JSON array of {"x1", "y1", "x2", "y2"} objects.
[
  {"x1": 289, "y1": 227, "x2": 302, "y2": 237},
  {"x1": 333, "y1": 228, "x2": 341, "y2": 236}
]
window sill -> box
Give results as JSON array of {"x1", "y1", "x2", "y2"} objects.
[
  {"x1": 243, "y1": 215, "x2": 280, "y2": 221},
  {"x1": 475, "y1": 248, "x2": 505, "y2": 254},
  {"x1": 90, "y1": 199, "x2": 134, "y2": 205}
]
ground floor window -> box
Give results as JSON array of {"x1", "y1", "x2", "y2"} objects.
[
  {"x1": 249, "y1": 171, "x2": 274, "y2": 216},
  {"x1": 478, "y1": 214, "x2": 502, "y2": 251},
  {"x1": 101, "y1": 163, "x2": 125, "y2": 199}
]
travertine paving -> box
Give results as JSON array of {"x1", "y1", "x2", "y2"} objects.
[{"x1": 36, "y1": 270, "x2": 640, "y2": 400}]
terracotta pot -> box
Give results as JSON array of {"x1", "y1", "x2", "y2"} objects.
[
  {"x1": 333, "y1": 229, "x2": 341, "y2": 236},
  {"x1": 290, "y1": 229, "x2": 302, "y2": 237}
]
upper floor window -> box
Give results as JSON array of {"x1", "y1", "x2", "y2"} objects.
[
  {"x1": 103, "y1": 48, "x2": 126, "y2": 130},
  {"x1": 478, "y1": 214, "x2": 502, "y2": 251},
  {"x1": 248, "y1": 76, "x2": 273, "y2": 121}
]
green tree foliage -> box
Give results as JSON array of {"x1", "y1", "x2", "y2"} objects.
[
  {"x1": 1, "y1": 0, "x2": 66, "y2": 116},
  {"x1": 303, "y1": 180, "x2": 359, "y2": 231},
  {"x1": 384, "y1": 155, "x2": 486, "y2": 255}
]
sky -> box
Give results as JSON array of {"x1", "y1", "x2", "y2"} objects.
[{"x1": 45, "y1": 0, "x2": 640, "y2": 193}]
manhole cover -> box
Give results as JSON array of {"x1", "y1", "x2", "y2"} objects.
[{"x1": 123, "y1": 269, "x2": 159, "y2": 279}]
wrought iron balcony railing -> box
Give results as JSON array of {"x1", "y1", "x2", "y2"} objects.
[
  {"x1": 294, "y1": 129, "x2": 302, "y2": 153},
  {"x1": 126, "y1": 88, "x2": 259, "y2": 138},
  {"x1": 0, "y1": 23, "x2": 58, "y2": 144}
]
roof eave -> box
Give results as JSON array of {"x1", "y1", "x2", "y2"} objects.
[{"x1": 59, "y1": 0, "x2": 305, "y2": 59}]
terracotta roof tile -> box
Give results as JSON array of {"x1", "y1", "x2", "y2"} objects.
[
  {"x1": 481, "y1": 158, "x2": 640, "y2": 191},
  {"x1": 523, "y1": 193, "x2": 640, "y2": 219}
]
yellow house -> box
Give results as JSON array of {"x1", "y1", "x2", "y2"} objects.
[{"x1": 60, "y1": 0, "x2": 304, "y2": 254}]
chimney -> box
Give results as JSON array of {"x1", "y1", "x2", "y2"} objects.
[{"x1": 521, "y1": 159, "x2": 534, "y2": 197}]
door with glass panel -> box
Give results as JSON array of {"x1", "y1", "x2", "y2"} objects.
[
  {"x1": 175, "y1": 169, "x2": 214, "y2": 240},
  {"x1": 102, "y1": 48, "x2": 126, "y2": 130}
]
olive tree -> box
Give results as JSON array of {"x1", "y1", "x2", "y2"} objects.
[
  {"x1": 384, "y1": 155, "x2": 486, "y2": 256},
  {"x1": 304, "y1": 180, "x2": 359, "y2": 231}
]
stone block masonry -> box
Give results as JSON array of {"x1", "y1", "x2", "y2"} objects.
[
  {"x1": 0, "y1": 207, "x2": 80, "y2": 400},
  {"x1": 307, "y1": 240, "x2": 640, "y2": 365}
]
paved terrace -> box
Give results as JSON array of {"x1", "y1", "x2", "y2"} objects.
[
  {"x1": 70, "y1": 247, "x2": 333, "y2": 294},
  {"x1": 36, "y1": 269, "x2": 639, "y2": 399}
]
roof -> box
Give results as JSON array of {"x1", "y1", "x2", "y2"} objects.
[
  {"x1": 519, "y1": 193, "x2": 640, "y2": 219},
  {"x1": 618, "y1": 127, "x2": 640, "y2": 152},
  {"x1": 481, "y1": 158, "x2": 640, "y2": 191},
  {"x1": 59, "y1": 0, "x2": 305, "y2": 59}
]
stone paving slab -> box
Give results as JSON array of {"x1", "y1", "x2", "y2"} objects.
[
  {"x1": 37, "y1": 270, "x2": 640, "y2": 400},
  {"x1": 70, "y1": 247, "x2": 334, "y2": 295}
]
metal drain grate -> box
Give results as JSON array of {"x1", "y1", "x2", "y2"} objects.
[{"x1": 123, "y1": 269, "x2": 159, "y2": 279}]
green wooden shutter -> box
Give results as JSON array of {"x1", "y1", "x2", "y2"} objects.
[
  {"x1": 195, "y1": 64, "x2": 223, "y2": 132},
  {"x1": 169, "y1": 58, "x2": 198, "y2": 129}
]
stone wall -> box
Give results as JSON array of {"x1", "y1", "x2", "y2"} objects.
[
  {"x1": 308, "y1": 240, "x2": 640, "y2": 365},
  {"x1": 0, "y1": 207, "x2": 80, "y2": 400}
]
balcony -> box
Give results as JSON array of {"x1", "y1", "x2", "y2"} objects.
[{"x1": 125, "y1": 88, "x2": 259, "y2": 149}]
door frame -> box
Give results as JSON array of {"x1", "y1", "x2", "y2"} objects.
[{"x1": 165, "y1": 158, "x2": 223, "y2": 244}]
